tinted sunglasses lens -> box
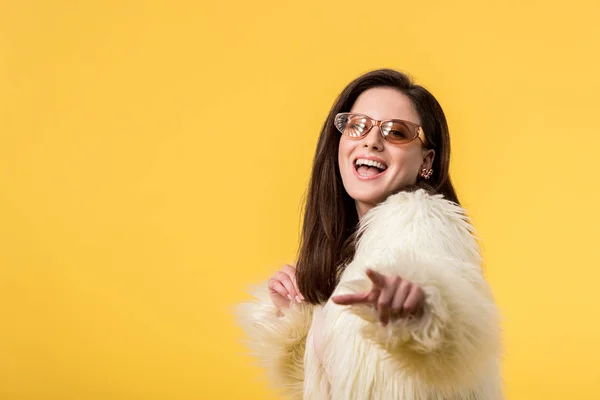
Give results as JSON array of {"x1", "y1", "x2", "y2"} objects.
[
  {"x1": 381, "y1": 121, "x2": 417, "y2": 143},
  {"x1": 335, "y1": 114, "x2": 370, "y2": 138}
]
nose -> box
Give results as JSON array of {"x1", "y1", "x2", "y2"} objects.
[{"x1": 362, "y1": 124, "x2": 385, "y2": 151}]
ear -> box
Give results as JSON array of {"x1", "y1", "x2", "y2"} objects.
[{"x1": 421, "y1": 148, "x2": 435, "y2": 170}]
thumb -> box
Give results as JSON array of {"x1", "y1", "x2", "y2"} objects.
[{"x1": 366, "y1": 268, "x2": 386, "y2": 289}]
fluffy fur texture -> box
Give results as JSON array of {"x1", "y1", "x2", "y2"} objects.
[
  {"x1": 235, "y1": 281, "x2": 313, "y2": 399},
  {"x1": 235, "y1": 189, "x2": 503, "y2": 399}
]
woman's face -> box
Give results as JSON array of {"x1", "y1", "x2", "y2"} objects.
[{"x1": 338, "y1": 87, "x2": 435, "y2": 218}]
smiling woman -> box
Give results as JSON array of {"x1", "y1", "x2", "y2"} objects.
[
  {"x1": 235, "y1": 69, "x2": 503, "y2": 399},
  {"x1": 336, "y1": 88, "x2": 437, "y2": 218}
]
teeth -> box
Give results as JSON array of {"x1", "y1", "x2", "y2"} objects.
[{"x1": 355, "y1": 158, "x2": 387, "y2": 170}]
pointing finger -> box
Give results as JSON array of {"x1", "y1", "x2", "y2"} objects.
[{"x1": 331, "y1": 291, "x2": 370, "y2": 305}]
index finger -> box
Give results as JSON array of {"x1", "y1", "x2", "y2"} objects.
[{"x1": 331, "y1": 291, "x2": 370, "y2": 305}]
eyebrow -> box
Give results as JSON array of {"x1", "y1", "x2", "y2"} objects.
[{"x1": 350, "y1": 112, "x2": 420, "y2": 125}]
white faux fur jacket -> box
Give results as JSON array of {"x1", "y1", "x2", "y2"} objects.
[{"x1": 236, "y1": 189, "x2": 503, "y2": 399}]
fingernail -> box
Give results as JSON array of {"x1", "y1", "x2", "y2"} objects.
[
  {"x1": 295, "y1": 296, "x2": 301, "y2": 303},
  {"x1": 287, "y1": 294, "x2": 293, "y2": 300}
]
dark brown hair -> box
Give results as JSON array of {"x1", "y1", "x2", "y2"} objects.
[{"x1": 295, "y1": 68, "x2": 460, "y2": 304}]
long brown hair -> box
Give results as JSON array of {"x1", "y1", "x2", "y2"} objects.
[{"x1": 295, "y1": 68, "x2": 460, "y2": 304}]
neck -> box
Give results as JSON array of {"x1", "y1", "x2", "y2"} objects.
[{"x1": 355, "y1": 201, "x2": 374, "y2": 220}]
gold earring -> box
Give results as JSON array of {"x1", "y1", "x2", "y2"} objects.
[{"x1": 420, "y1": 168, "x2": 433, "y2": 179}]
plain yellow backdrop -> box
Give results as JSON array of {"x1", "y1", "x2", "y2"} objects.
[{"x1": 1, "y1": 1, "x2": 599, "y2": 399}]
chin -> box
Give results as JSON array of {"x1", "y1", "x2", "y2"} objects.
[{"x1": 347, "y1": 189, "x2": 388, "y2": 206}]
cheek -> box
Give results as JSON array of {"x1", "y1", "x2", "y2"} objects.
[
  {"x1": 389, "y1": 149, "x2": 422, "y2": 177},
  {"x1": 338, "y1": 138, "x2": 353, "y2": 163}
]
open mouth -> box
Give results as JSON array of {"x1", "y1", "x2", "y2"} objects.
[{"x1": 354, "y1": 158, "x2": 388, "y2": 179}]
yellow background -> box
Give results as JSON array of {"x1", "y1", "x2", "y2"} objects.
[{"x1": 1, "y1": 1, "x2": 599, "y2": 399}]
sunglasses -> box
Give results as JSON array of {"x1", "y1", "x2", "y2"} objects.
[{"x1": 334, "y1": 112, "x2": 427, "y2": 146}]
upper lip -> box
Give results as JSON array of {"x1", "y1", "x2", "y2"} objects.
[{"x1": 353, "y1": 154, "x2": 388, "y2": 169}]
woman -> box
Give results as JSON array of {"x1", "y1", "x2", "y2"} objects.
[{"x1": 235, "y1": 69, "x2": 503, "y2": 399}]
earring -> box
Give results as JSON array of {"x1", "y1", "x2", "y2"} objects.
[{"x1": 420, "y1": 168, "x2": 433, "y2": 179}]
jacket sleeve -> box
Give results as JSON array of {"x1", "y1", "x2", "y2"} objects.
[
  {"x1": 234, "y1": 279, "x2": 313, "y2": 398},
  {"x1": 334, "y1": 191, "x2": 502, "y2": 384}
]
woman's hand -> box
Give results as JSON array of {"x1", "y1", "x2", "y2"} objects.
[
  {"x1": 331, "y1": 268, "x2": 425, "y2": 326},
  {"x1": 268, "y1": 262, "x2": 305, "y2": 309}
]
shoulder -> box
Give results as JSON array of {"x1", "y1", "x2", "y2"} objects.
[
  {"x1": 360, "y1": 188, "x2": 470, "y2": 230},
  {"x1": 356, "y1": 188, "x2": 481, "y2": 263}
]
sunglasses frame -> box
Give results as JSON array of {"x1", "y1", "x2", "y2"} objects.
[{"x1": 334, "y1": 112, "x2": 428, "y2": 147}]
